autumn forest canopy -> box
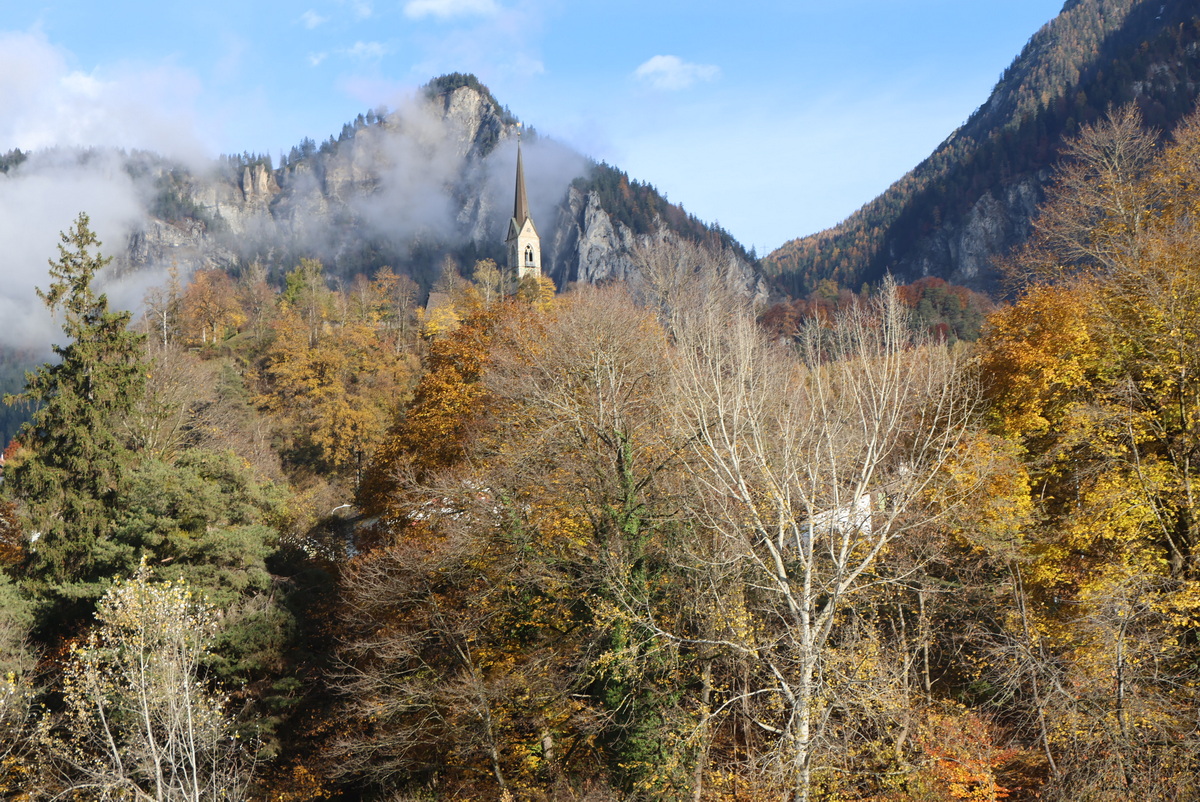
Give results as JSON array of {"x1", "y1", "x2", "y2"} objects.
[{"x1": 4, "y1": 102, "x2": 1200, "y2": 802}]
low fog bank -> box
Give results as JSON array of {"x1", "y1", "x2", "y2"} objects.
[
  {"x1": 0, "y1": 150, "x2": 148, "y2": 352},
  {"x1": 272, "y1": 95, "x2": 590, "y2": 278}
]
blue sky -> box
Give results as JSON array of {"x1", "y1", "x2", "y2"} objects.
[{"x1": 2, "y1": 0, "x2": 1066, "y2": 254}]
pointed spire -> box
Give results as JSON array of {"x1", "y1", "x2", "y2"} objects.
[{"x1": 513, "y1": 131, "x2": 529, "y2": 228}]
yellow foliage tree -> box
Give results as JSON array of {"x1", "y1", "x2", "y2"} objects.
[
  {"x1": 258, "y1": 294, "x2": 417, "y2": 480},
  {"x1": 980, "y1": 105, "x2": 1200, "y2": 800}
]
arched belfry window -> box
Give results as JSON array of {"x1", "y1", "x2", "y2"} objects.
[{"x1": 525, "y1": 245, "x2": 534, "y2": 266}]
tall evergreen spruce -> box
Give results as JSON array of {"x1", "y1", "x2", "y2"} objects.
[{"x1": 4, "y1": 213, "x2": 147, "y2": 630}]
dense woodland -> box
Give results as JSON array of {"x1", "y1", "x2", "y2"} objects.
[
  {"x1": 764, "y1": 0, "x2": 1200, "y2": 296},
  {"x1": 3, "y1": 104, "x2": 1200, "y2": 802}
]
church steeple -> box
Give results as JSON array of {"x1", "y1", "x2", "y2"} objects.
[
  {"x1": 506, "y1": 129, "x2": 541, "y2": 283},
  {"x1": 513, "y1": 142, "x2": 530, "y2": 228}
]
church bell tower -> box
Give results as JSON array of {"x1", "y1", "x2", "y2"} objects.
[{"x1": 506, "y1": 131, "x2": 541, "y2": 284}]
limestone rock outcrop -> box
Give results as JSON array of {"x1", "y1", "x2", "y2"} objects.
[
  {"x1": 112, "y1": 81, "x2": 758, "y2": 299},
  {"x1": 897, "y1": 178, "x2": 1043, "y2": 288}
]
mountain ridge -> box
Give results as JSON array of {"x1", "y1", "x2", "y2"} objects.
[
  {"x1": 0, "y1": 74, "x2": 757, "y2": 302},
  {"x1": 126, "y1": 76, "x2": 748, "y2": 296},
  {"x1": 765, "y1": 0, "x2": 1200, "y2": 296},
  {"x1": 0, "y1": 75, "x2": 763, "y2": 446}
]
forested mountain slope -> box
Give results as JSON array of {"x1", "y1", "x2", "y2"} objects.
[
  {"x1": 0, "y1": 74, "x2": 755, "y2": 299},
  {"x1": 0, "y1": 74, "x2": 760, "y2": 446},
  {"x1": 765, "y1": 0, "x2": 1200, "y2": 295}
]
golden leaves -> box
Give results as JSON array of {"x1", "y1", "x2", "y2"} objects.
[
  {"x1": 981, "y1": 283, "x2": 1100, "y2": 440},
  {"x1": 259, "y1": 290, "x2": 417, "y2": 472}
]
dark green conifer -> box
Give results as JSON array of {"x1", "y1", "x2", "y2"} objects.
[{"x1": 3, "y1": 212, "x2": 147, "y2": 629}]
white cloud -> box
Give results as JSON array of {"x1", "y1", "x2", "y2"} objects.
[
  {"x1": 0, "y1": 30, "x2": 209, "y2": 162},
  {"x1": 343, "y1": 41, "x2": 390, "y2": 61},
  {"x1": 404, "y1": 0, "x2": 500, "y2": 20},
  {"x1": 339, "y1": 0, "x2": 373, "y2": 19},
  {"x1": 309, "y1": 52, "x2": 328, "y2": 67},
  {"x1": 633, "y1": 55, "x2": 720, "y2": 91},
  {"x1": 59, "y1": 71, "x2": 104, "y2": 100},
  {"x1": 300, "y1": 10, "x2": 328, "y2": 28},
  {"x1": 0, "y1": 151, "x2": 147, "y2": 351}
]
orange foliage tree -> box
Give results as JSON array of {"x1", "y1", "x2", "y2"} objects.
[
  {"x1": 181, "y1": 268, "x2": 244, "y2": 345},
  {"x1": 257, "y1": 274, "x2": 417, "y2": 481}
]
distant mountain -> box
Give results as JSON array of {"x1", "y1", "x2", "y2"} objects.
[
  {"x1": 0, "y1": 73, "x2": 755, "y2": 300},
  {"x1": 0, "y1": 74, "x2": 761, "y2": 449},
  {"x1": 764, "y1": 0, "x2": 1200, "y2": 296}
]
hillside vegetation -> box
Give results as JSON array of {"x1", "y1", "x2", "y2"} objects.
[{"x1": 765, "y1": 0, "x2": 1200, "y2": 295}]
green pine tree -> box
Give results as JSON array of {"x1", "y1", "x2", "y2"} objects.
[{"x1": 3, "y1": 212, "x2": 147, "y2": 631}]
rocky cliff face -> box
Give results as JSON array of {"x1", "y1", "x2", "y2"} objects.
[
  {"x1": 546, "y1": 185, "x2": 763, "y2": 300},
  {"x1": 433, "y1": 83, "x2": 507, "y2": 159},
  {"x1": 546, "y1": 187, "x2": 638, "y2": 284},
  {"x1": 112, "y1": 80, "x2": 757, "y2": 298},
  {"x1": 125, "y1": 218, "x2": 237, "y2": 272},
  {"x1": 895, "y1": 177, "x2": 1043, "y2": 287}
]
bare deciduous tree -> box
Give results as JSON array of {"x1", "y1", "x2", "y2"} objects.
[
  {"x1": 1012, "y1": 104, "x2": 1159, "y2": 285},
  {"x1": 120, "y1": 343, "x2": 209, "y2": 463},
  {"x1": 141, "y1": 263, "x2": 183, "y2": 348},
  {"x1": 659, "y1": 278, "x2": 975, "y2": 801},
  {"x1": 58, "y1": 566, "x2": 250, "y2": 801}
]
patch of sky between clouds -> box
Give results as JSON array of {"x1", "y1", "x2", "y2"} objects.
[
  {"x1": 301, "y1": 10, "x2": 328, "y2": 29},
  {"x1": 344, "y1": 41, "x2": 392, "y2": 61},
  {"x1": 339, "y1": 0, "x2": 375, "y2": 20}
]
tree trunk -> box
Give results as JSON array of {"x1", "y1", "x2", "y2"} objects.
[{"x1": 692, "y1": 659, "x2": 713, "y2": 802}]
